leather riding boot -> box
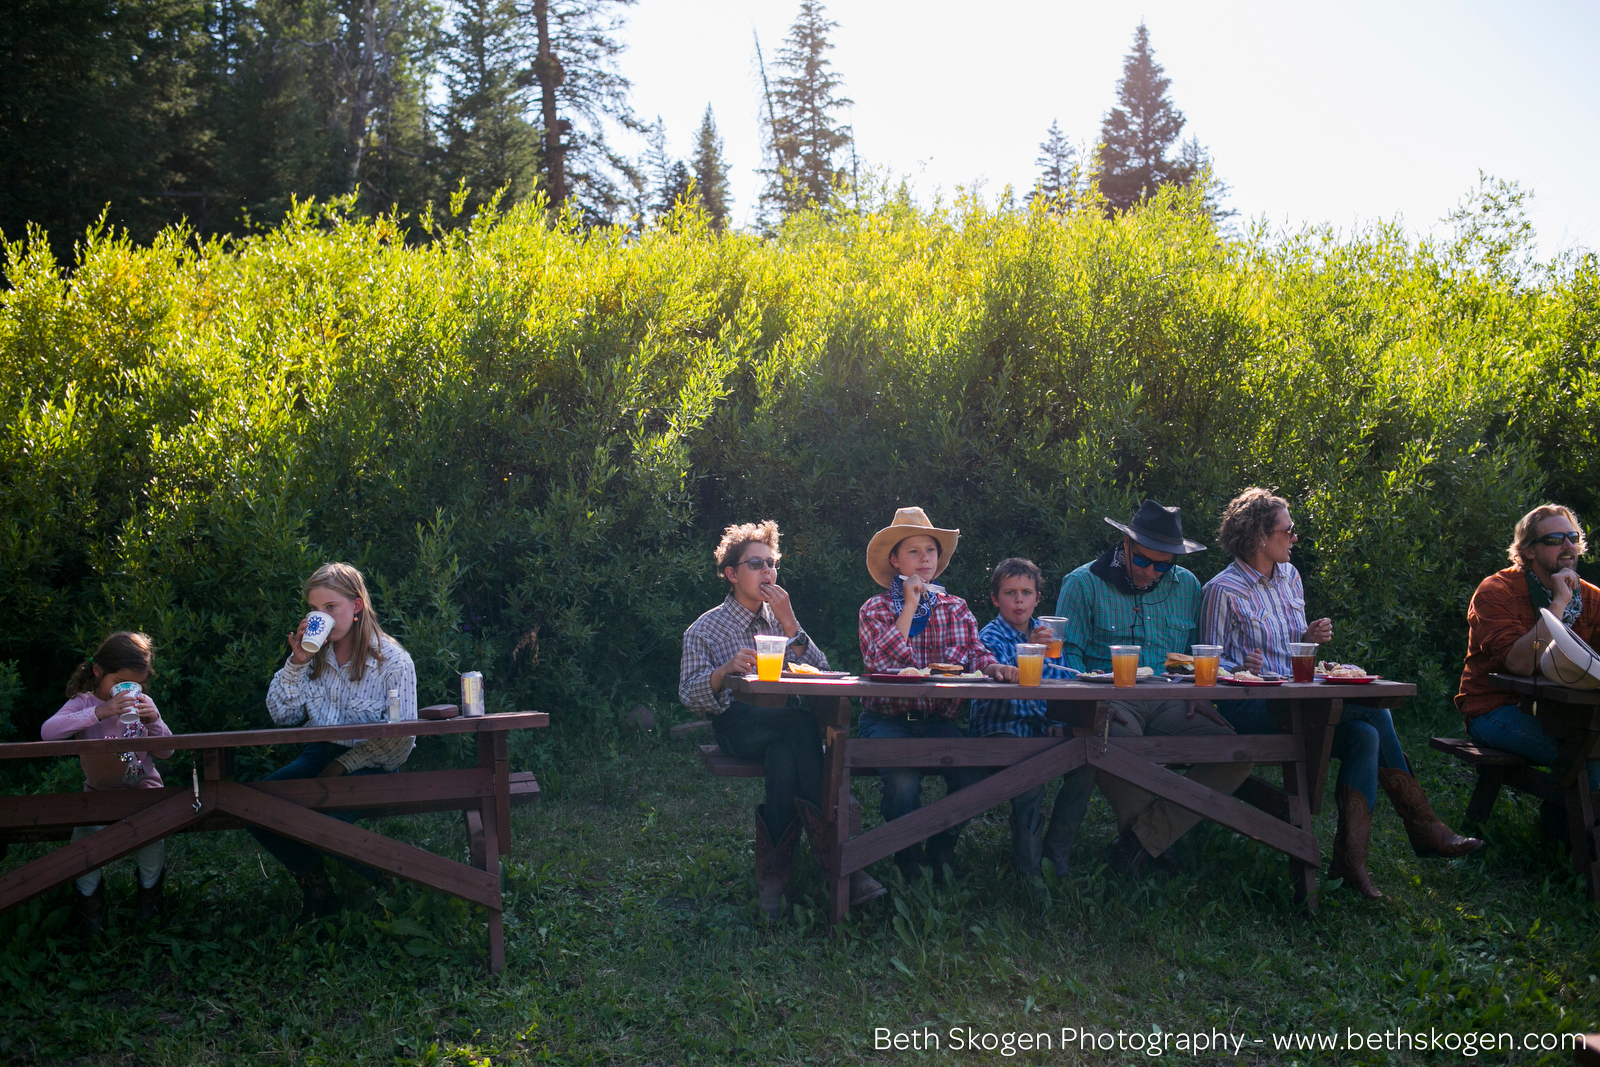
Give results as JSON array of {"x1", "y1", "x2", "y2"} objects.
[
  {"x1": 135, "y1": 871, "x2": 166, "y2": 923},
  {"x1": 76, "y1": 880, "x2": 106, "y2": 939},
  {"x1": 1378, "y1": 767, "x2": 1484, "y2": 858},
  {"x1": 794, "y1": 799, "x2": 886, "y2": 907},
  {"x1": 294, "y1": 869, "x2": 340, "y2": 923},
  {"x1": 754, "y1": 805, "x2": 800, "y2": 922},
  {"x1": 1328, "y1": 786, "x2": 1382, "y2": 899}
]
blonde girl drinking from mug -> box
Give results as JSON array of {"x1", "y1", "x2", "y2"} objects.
[
  {"x1": 252, "y1": 562, "x2": 416, "y2": 921},
  {"x1": 41, "y1": 631, "x2": 173, "y2": 936}
]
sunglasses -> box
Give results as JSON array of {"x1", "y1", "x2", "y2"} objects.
[
  {"x1": 1530, "y1": 531, "x2": 1582, "y2": 547},
  {"x1": 1131, "y1": 552, "x2": 1174, "y2": 573},
  {"x1": 734, "y1": 557, "x2": 779, "y2": 573}
]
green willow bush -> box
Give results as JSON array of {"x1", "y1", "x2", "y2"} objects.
[{"x1": 2, "y1": 183, "x2": 1596, "y2": 753}]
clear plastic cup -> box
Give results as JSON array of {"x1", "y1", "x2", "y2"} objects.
[
  {"x1": 1110, "y1": 645, "x2": 1141, "y2": 687},
  {"x1": 1191, "y1": 644, "x2": 1222, "y2": 687},
  {"x1": 1289, "y1": 641, "x2": 1318, "y2": 683},
  {"x1": 1037, "y1": 617, "x2": 1068, "y2": 659},
  {"x1": 1016, "y1": 643, "x2": 1046, "y2": 686},
  {"x1": 754, "y1": 634, "x2": 787, "y2": 681}
]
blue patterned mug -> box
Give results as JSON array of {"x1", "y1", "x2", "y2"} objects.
[{"x1": 300, "y1": 611, "x2": 336, "y2": 653}]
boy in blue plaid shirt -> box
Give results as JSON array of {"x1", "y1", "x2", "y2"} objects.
[{"x1": 974, "y1": 558, "x2": 1096, "y2": 886}]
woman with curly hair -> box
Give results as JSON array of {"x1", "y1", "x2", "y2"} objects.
[{"x1": 1198, "y1": 488, "x2": 1480, "y2": 899}]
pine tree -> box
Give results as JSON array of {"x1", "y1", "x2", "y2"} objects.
[
  {"x1": 1029, "y1": 119, "x2": 1076, "y2": 210},
  {"x1": 758, "y1": 0, "x2": 853, "y2": 225},
  {"x1": 690, "y1": 104, "x2": 731, "y2": 231},
  {"x1": 527, "y1": 0, "x2": 642, "y2": 222},
  {"x1": 1093, "y1": 22, "x2": 1195, "y2": 213},
  {"x1": 437, "y1": 0, "x2": 541, "y2": 217}
]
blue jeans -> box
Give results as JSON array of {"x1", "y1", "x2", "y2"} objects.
[
  {"x1": 1222, "y1": 700, "x2": 1405, "y2": 810},
  {"x1": 246, "y1": 742, "x2": 395, "y2": 880},
  {"x1": 857, "y1": 714, "x2": 984, "y2": 850},
  {"x1": 1467, "y1": 704, "x2": 1600, "y2": 791},
  {"x1": 713, "y1": 701, "x2": 823, "y2": 840},
  {"x1": 971, "y1": 730, "x2": 1096, "y2": 877}
]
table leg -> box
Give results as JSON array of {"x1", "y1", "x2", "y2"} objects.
[
  {"x1": 824, "y1": 718, "x2": 850, "y2": 928},
  {"x1": 1549, "y1": 707, "x2": 1600, "y2": 899},
  {"x1": 478, "y1": 732, "x2": 512, "y2": 858},
  {"x1": 1284, "y1": 701, "x2": 1320, "y2": 913},
  {"x1": 478, "y1": 791, "x2": 505, "y2": 975}
]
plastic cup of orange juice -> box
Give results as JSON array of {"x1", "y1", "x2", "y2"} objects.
[
  {"x1": 1191, "y1": 644, "x2": 1222, "y2": 687},
  {"x1": 1110, "y1": 645, "x2": 1141, "y2": 687},
  {"x1": 1037, "y1": 617, "x2": 1067, "y2": 659},
  {"x1": 1016, "y1": 643, "x2": 1045, "y2": 686},
  {"x1": 754, "y1": 635, "x2": 786, "y2": 682}
]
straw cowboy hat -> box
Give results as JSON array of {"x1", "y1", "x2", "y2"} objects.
[
  {"x1": 866, "y1": 507, "x2": 960, "y2": 588},
  {"x1": 1104, "y1": 499, "x2": 1207, "y2": 555},
  {"x1": 1538, "y1": 607, "x2": 1600, "y2": 690}
]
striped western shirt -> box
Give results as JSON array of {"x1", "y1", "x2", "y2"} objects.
[
  {"x1": 969, "y1": 616, "x2": 1074, "y2": 738},
  {"x1": 1197, "y1": 559, "x2": 1309, "y2": 675},
  {"x1": 265, "y1": 636, "x2": 418, "y2": 772}
]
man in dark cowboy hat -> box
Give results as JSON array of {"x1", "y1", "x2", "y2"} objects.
[{"x1": 1054, "y1": 499, "x2": 1253, "y2": 874}]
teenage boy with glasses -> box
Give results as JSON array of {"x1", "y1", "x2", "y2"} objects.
[
  {"x1": 679, "y1": 520, "x2": 886, "y2": 920},
  {"x1": 1055, "y1": 500, "x2": 1252, "y2": 874},
  {"x1": 1457, "y1": 504, "x2": 1600, "y2": 840}
]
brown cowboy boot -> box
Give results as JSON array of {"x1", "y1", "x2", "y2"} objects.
[
  {"x1": 76, "y1": 880, "x2": 106, "y2": 939},
  {"x1": 135, "y1": 871, "x2": 166, "y2": 923},
  {"x1": 1378, "y1": 767, "x2": 1484, "y2": 858},
  {"x1": 1328, "y1": 786, "x2": 1382, "y2": 899},
  {"x1": 294, "y1": 869, "x2": 340, "y2": 923},
  {"x1": 795, "y1": 799, "x2": 886, "y2": 907},
  {"x1": 754, "y1": 805, "x2": 800, "y2": 921}
]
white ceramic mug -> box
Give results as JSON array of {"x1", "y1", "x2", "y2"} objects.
[{"x1": 300, "y1": 611, "x2": 336, "y2": 654}]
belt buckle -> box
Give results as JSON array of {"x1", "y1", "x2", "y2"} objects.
[{"x1": 905, "y1": 706, "x2": 925, "y2": 724}]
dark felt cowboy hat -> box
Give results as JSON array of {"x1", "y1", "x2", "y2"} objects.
[{"x1": 1104, "y1": 499, "x2": 1207, "y2": 555}]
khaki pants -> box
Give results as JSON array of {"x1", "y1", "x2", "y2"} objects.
[{"x1": 1097, "y1": 700, "x2": 1253, "y2": 858}]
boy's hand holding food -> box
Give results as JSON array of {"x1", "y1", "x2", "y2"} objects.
[
  {"x1": 756, "y1": 580, "x2": 799, "y2": 630},
  {"x1": 984, "y1": 662, "x2": 1019, "y2": 683}
]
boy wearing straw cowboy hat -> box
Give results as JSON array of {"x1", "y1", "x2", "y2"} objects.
[
  {"x1": 856, "y1": 507, "x2": 1016, "y2": 883},
  {"x1": 1055, "y1": 499, "x2": 1253, "y2": 875}
]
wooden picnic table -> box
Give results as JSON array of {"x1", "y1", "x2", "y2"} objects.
[
  {"x1": 1487, "y1": 674, "x2": 1600, "y2": 898},
  {"x1": 727, "y1": 675, "x2": 1415, "y2": 920},
  {"x1": 0, "y1": 712, "x2": 547, "y2": 973}
]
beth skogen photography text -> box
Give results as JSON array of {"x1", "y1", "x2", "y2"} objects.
[{"x1": 2, "y1": 0, "x2": 1598, "y2": 1063}]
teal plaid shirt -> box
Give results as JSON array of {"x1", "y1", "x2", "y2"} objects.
[{"x1": 1054, "y1": 556, "x2": 1203, "y2": 673}]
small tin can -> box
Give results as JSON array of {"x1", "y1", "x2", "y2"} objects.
[{"x1": 460, "y1": 672, "x2": 484, "y2": 717}]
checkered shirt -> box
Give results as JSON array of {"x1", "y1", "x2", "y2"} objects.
[
  {"x1": 858, "y1": 590, "x2": 998, "y2": 720},
  {"x1": 969, "y1": 616, "x2": 1075, "y2": 738},
  {"x1": 678, "y1": 594, "x2": 828, "y2": 714}
]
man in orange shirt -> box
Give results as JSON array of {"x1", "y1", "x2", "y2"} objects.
[{"x1": 1458, "y1": 504, "x2": 1600, "y2": 837}]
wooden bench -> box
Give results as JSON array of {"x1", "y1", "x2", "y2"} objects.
[
  {"x1": 1430, "y1": 737, "x2": 1557, "y2": 825},
  {"x1": 698, "y1": 744, "x2": 863, "y2": 835}
]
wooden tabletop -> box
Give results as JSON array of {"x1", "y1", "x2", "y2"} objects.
[
  {"x1": 728, "y1": 675, "x2": 1415, "y2": 703},
  {"x1": 0, "y1": 711, "x2": 550, "y2": 760},
  {"x1": 1488, "y1": 673, "x2": 1600, "y2": 705}
]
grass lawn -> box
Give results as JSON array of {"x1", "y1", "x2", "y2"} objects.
[{"x1": 3, "y1": 694, "x2": 1598, "y2": 1065}]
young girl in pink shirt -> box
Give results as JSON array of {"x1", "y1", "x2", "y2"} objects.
[{"x1": 40, "y1": 631, "x2": 174, "y2": 936}]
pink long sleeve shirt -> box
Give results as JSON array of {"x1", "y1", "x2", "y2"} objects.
[{"x1": 41, "y1": 692, "x2": 174, "y2": 789}]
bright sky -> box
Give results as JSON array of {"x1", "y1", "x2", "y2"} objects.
[{"x1": 619, "y1": 0, "x2": 1600, "y2": 254}]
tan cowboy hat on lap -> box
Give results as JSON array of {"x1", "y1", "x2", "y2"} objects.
[{"x1": 866, "y1": 507, "x2": 960, "y2": 588}]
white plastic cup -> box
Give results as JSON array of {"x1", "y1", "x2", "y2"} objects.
[{"x1": 300, "y1": 611, "x2": 336, "y2": 653}]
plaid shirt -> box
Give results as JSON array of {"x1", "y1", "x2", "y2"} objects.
[
  {"x1": 1054, "y1": 554, "x2": 1202, "y2": 673},
  {"x1": 1198, "y1": 559, "x2": 1308, "y2": 674},
  {"x1": 859, "y1": 590, "x2": 997, "y2": 720},
  {"x1": 970, "y1": 616, "x2": 1075, "y2": 737},
  {"x1": 678, "y1": 594, "x2": 828, "y2": 714}
]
